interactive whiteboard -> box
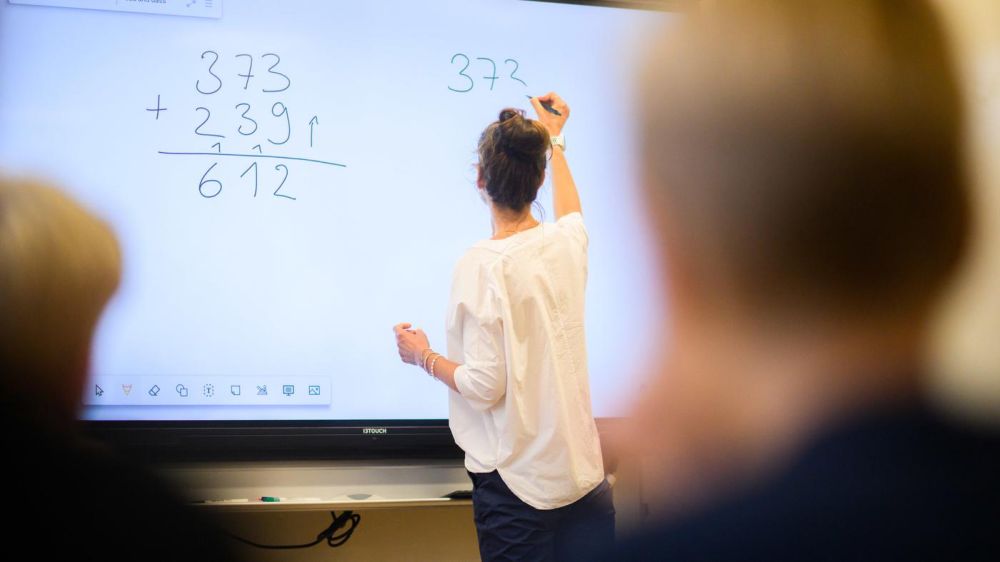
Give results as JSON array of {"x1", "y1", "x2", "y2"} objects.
[{"x1": 0, "y1": 0, "x2": 670, "y2": 420}]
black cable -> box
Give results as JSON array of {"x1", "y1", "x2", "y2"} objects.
[{"x1": 224, "y1": 510, "x2": 361, "y2": 550}]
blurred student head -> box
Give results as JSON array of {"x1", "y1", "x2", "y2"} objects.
[
  {"x1": 0, "y1": 177, "x2": 120, "y2": 425},
  {"x1": 631, "y1": 0, "x2": 969, "y2": 509}
]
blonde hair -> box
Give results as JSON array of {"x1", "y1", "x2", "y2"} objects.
[
  {"x1": 0, "y1": 178, "x2": 120, "y2": 412},
  {"x1": 640, "y1": 0, "x2": 969, "y2": 320}
]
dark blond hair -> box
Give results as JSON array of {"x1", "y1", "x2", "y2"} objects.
[
  {"x1": 641, "y1": 0, "x2": 969, "y2": 319},
  {"x1": 0, "y1": 178, "x2": 120, "y2": 414}
]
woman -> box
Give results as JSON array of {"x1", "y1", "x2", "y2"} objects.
[{"x1": 394, "y1": 93, "x2": 613, "y2": 561}]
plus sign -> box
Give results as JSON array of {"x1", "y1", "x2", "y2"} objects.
[{"x1": 146, "y1": 94, "x2": 167, "y2": 120}]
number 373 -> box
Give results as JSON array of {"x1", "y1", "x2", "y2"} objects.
[{"x1": 448, "y1": 54, "x2": 526, "y2": 93}]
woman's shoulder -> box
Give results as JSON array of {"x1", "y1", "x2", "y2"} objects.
[
  {"x1": 553, "y1": 212, "x2": 588, "y2": 248},
  {"x1": 453, "y1": 245, "x2": 510, "y2": 281},
  {"x1": 555, "y1": 211, "x2": 585, "y2": 224}
]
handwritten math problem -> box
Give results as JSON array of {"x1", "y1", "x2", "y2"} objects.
[
  {"x1": 448, "y1": 53, "x2": 527, "y2": 93},
  {"x1": 148, "y1": 51, "x2": 344, "y2": 202}
]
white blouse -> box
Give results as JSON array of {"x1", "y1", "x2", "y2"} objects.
[{"x1": 446, "y1": 211, "x2": 605, "y2": 510}]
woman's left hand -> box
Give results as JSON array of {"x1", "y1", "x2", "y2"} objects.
[{"x1": 393, "y1": 322, "x2": 431, "y2": 366}]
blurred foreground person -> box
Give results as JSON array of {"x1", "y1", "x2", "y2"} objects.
[
  {"x1": 616, "y1": 1, "x2": 1000, "y2": 559},
  {"x1": 0, "y1": 178, "x2": 237, "y2": 561}
]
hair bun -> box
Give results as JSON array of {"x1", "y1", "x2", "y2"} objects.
[
  {"x1": 495, "y1": 108, "x2": 548, "y2": 159},
  {"x1": 498, "y1": 108, "x2": 523, "y2": 122},
  {"x1": 477, "y1": 107, "x2": 550, "y2": 211}
]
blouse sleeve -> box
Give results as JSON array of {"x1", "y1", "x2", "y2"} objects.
[
  {"x1": 452, "y1": 281, "x2": 507, "y2": 411},
  {"x1": 555, "y1": 211, "x2": 589, "y2": 251}
]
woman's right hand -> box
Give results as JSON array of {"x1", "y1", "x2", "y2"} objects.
[
  {"x1": 530, "y1": 92, "x2": 569, "y2": 136},
  {"x1": 394, "y1": 322, "x2": 431, "y2": 366}
]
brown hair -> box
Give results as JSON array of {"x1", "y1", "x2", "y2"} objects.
[
  {"x1": 477, "y1": 108, "x2": 549, "y2": 212},
  {"x1": 640, "y1": 0, "x2": 969, "y2": 320}
]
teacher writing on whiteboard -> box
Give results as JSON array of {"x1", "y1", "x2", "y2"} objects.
[{"x1": 394, "y1": 93, "x2": 613, "y2": 561}]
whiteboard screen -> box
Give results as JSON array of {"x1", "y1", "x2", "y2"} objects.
[{"x1": 0, "y1": 0, "x2": 670, "y2": 421}]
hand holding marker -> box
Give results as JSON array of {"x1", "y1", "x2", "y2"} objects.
[
  {"x1": 527, "y1": 93, "x2": 570, "y2": 138},
  {"x1": 527, "y1": 95, "x2": 562, "y2": 116}
]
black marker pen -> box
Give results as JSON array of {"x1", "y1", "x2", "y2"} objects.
[{"x1": 527, "y1": 95, "x2": 562, "y2": 116}]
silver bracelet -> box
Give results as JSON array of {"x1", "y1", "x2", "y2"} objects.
[
  {"x1": 419, "y1": 348, "x2": 434, "y2": 370},
  {"x1": 428, "y1": 354, "x2": 441, "y2": 379}
]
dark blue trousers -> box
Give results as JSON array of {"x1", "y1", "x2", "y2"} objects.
[{"x1": 469, "y1": 470, "x2": 615, "y2": 562}]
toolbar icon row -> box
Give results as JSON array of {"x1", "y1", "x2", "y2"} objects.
[{"x1": 87, "y1": 377, "x2": 331, "y2": 406}]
